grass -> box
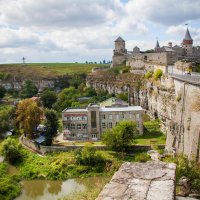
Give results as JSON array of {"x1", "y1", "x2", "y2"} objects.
[
  {"x1": 135, "y1": 120, "x2": 166, "y2": 145},
  {"x1": 0, "y1": 63, "x2": 110, "y2": 80}
]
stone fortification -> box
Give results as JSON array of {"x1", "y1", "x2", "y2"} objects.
[
  {"x1": 111, "y1": 27, "x2": 200, "y2": 73},
  {"x1": 96, "y1": 161, "x2": 176, "y2": 200},
  {"x1": 86, "y1": 70, "x2": 200, "y2": 162}
]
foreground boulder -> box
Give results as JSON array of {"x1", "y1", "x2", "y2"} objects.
[{"x1": 96, "y1": 161, "x2": 176, "y2": 200}]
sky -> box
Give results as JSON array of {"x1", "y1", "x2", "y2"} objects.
[{"x1": 0, "y1": 0, "x2": 200, "y2": 64}]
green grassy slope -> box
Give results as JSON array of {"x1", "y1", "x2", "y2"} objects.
[{"x1": 0, "y1": 63, "x2": 110, "y2": 79}]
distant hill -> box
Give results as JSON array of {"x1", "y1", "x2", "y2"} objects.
[{"x1": 0, "y1": 63, "x2": 110, "y2": 80}]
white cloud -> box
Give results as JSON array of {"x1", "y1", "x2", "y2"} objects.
[
  {"x1": 0, "y1": 0, "x2": 200, "y2": 63},
  {"x1": 126, "y1": 0, "x2": 200, "y2": 25}
]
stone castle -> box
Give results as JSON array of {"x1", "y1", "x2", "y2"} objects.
[{"x1": 112, "y1": 27, "x2": 200, "y2": 70}]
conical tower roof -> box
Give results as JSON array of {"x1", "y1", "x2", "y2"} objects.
[
  {"x1": 115, "y1": 36, "x2": 125, "y2": 42},
  {"x1": 155, "y1": 40, "x2": 160, "y2": 49},
  {"x1": 184, "y1": 27, "x2": 193, "y2": 41}
]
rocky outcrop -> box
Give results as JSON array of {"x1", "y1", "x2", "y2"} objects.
[{"x1": 96, "y1": 161, "x2": 176, "y2": 200}]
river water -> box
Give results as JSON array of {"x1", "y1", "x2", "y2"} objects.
[
  {"x1": 15, "y1": 177, "x2": 108, "y2": 200},
  {"x1": 15, "y1": 179, "x2": 85, "y2": 200}
]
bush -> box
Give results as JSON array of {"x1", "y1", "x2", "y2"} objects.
[
  {"x1": 144, "y1": 71, "x2": 153, "y2": 79},
  {"x1": 1, "y1": 138, "x2": 22, "y2": 164},
  {"x1": 0, "y1": 163, "x2": 21, "y2": 200},
  {"x1": 163, "y1": 155, "x2": 200, "y2": 193},
  {"x1": 74, "y1": 145, "x2": 107, "y2": 166},
  {"x1": 153, "y1": 69, "x2": 163, "y2": 80}
]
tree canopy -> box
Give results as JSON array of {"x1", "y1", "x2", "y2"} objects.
[
  {"x1": 0, "y1": 86, "x2": 6, "y2": 99},
  {"x1": 15, "y1": 99, "x2": 43, "y2": 138},
  {"x1": 1, "y1": 137, "x2": 22, "y2": 164},
  {"x1": 40, "y1": 90, "x2": 57, "y2": 108},
  {"x1": 102, "y1": 121, "x2": 139, "y2": 151},
  {"x1": 44, "y1": 109, "x2": 59, "y2": 146},
  {"x1": 0, "y1": 106, "x2": 15, "y2": 137},
  {"x1": 20, "y1": 80, "x2": 38, "y2": 99}
]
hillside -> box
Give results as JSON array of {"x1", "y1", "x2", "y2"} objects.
[{"x1": 0, "y1": 63, "x2": 109, "y2": 80}]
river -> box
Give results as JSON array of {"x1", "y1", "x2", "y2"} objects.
[{"x1": 15, "y1": 177, "x2": 108, "y2": 200}]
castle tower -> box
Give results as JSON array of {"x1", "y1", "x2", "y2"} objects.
[
  {"x1": 182, "y1": 27, "x2": 193, "y2": 56},
  {"x1": 114, "y1": 36, "x2": 126, "y2": 54},
  {"x1": 154, "y1": 40, "x2": 161, "y2": 52},
  {"x1": 111, "y1": 36, "x2": 127, "y2": 67}
]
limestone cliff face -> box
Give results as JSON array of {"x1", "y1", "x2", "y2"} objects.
[{"x1": 86, "y1": 72, "x2": 200, "y2": 162}]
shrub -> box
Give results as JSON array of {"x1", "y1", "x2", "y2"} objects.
[
  {"x1": 144, "y1": 71, "x2": 153, "y2": 79},
  {"x1": 153, "y1": 69, "x2": 163, "y2": 80},
  {"x1": 0, "y1": 138, "x2": 22, "y2": 164},
  {"x1": 74, "y1": 145, "x2": 107, "y2": 166},
  {"x1": 176, "y1": 94, "x2": 181, "y2": 102},
  {"x1": 0, "y1": 163, "x2": 21, "y2": 200},
  {"x1": 163, "y1": 155, "x2": 200, "y2": 193}
]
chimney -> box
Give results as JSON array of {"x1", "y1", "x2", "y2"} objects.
[{"x1": 168, "y1": 42, "x2": 172, "y2": 48}]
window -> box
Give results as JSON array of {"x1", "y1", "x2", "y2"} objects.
[
  {"x1": 102, "y1": 122, "x2": 106, "y2": 129},
  {"x1": 102, "y1": 114, "x2": 106, "y2": 119},
  {"x1": 82, "y1": 116, "x2": 87, "y2": 121},
  {"x1": 116, "y1": 114, "x2": 119, "y2": 120},
  {"x1": 122, "y1": 113, "x2": 125, "y2": 119},
  {"x1": 71, "y1": 124, "x2": 75, "y2": 129},
  {"x1": 91, "y1": 111, "x2": 97, "y2": 128},
  {"x1": 129, "y1": 114, "x2": 132, "y2": 119},
  {"x1": 82, "y1": 124, "x2": 87, "y2": 129},
  {"x1": 92, "y1": 134, "x2": 97, "y2": 139},
  {"x1": 76, "y1": 117, "x2": 81, "y2": 120},
  {"x1": 109, "y1": 114, "x2": 112, "y2": 120},
  {"x1": 77, "y1": 124, "x2": 81, "y2": 129},
  {"x1": 67, "y1": 116, "x2": 70, "y2": 120},
  {"x1": 108, "y1": 122, "x2": 112, "y2": 128},
  {"x1": 66, "y1": 124, "x2": 70, "y2": 130},
  {"x1": 136, "y1": 114, "x2": 140, "y2": 120}
]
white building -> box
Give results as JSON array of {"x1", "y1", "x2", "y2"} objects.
[{"x1": 62, "y1": 98, "x2": 143, "y2": 140}]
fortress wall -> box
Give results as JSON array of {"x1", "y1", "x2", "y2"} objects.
[
  {"x1": 86, "y1": 72, "x2": 200, "y2": 162},
  {"x1": 168, "y1": 80, "x2": 200, "y2": 160}
]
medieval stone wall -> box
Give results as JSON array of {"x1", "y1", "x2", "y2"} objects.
[{"x1": 86, "y1": 72, "x2": 200, "y2": 162}]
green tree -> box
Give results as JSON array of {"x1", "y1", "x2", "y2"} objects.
[
  {"x1": 20, "y1": 80, "x2": 38, "y2": 99},
  {"x1": 40, "y1": 90, "x2": 57, "y2": 108},
  {"x1": 1, "y1": 138, "x2": 22, "y2": 164},
  {"x1": 53, "y1": 87, "x2": 77, "y2": 111},
  {"x1": 74, "y1": 145, "x2": 106, "y2": 166},
  {"x1": 0, "y1": 106, "x2": 14, "y2": 136},
  {"x1": 15, "y1": 99, "x2": 43, "y2": 138},
  {"x1": 0, "y1": 86, "x2": 6, "y2": 99},
  {"x1": 102, "y1": 121, "x2": 139, "y2": 151},
  {"x1": 44, "y1": 109, "x2": 59, "y2": 146}
]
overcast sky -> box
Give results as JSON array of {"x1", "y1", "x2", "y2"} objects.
[{"x1": 0, "y1": 0, "x2": 200, "y2": 63}]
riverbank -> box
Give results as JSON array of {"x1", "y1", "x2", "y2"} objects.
[{"x1": 0, "y1": 137, "x2": 151, "y2": 200}]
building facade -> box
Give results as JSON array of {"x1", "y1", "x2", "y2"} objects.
[{"x1": 62, "y1": 98, "x2": 143, "y2": 140}]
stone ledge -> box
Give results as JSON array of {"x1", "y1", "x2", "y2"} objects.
[{"x1": 96, "y1": 161, "x2": 176, "y2": 200}]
